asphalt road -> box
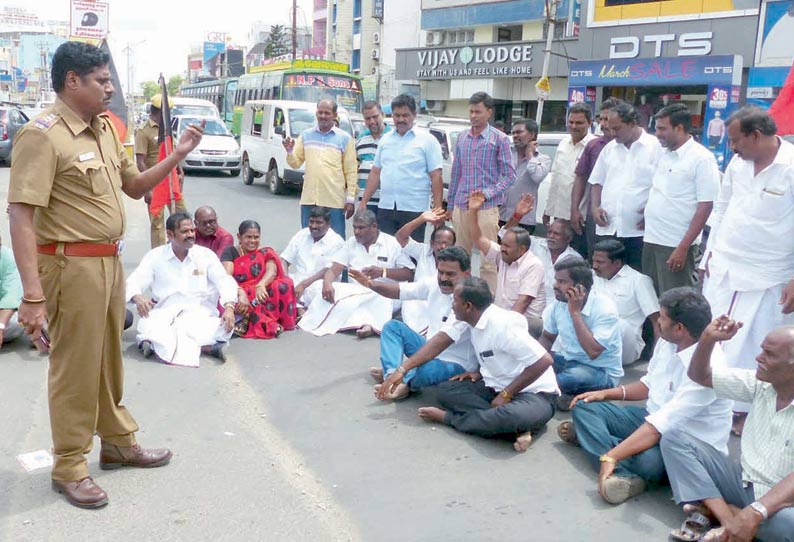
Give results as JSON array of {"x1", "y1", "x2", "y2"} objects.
[{"x1": 0, "y1": 168, "x2": 690, "y2": 542}]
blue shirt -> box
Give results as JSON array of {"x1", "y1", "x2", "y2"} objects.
[
  {"x1": 373, "y1": 126, "x2": 443, "y2": 212},
  {"x1": 542, "y1": 290, "x2": 624, "y2": 380}
]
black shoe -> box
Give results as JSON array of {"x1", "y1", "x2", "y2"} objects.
[
  {"x1": 139, "y1": 340, "x2": 153, "y2": 358},
  {"x1": 210, "y1": 342, "x2": 228, "y2": 362}
]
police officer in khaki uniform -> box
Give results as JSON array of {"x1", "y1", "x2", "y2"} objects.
[
  {"x1": 8, "y1": 41, "x2": 204, "y2": 509},
  {"x1": 134, "y1": 93, "x2": 188, "y2": 248}
]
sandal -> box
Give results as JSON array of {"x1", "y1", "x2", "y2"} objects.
[
  {"x1": 557, "y1": 421, "x2": 580, "y2": 446},
  {"x1": 670, "y1": 511, "x2": 712, "y2": 542}
]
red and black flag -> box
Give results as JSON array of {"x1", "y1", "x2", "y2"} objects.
[
  {"x1": 769, "y1": 62, "x2": 794, "y2": 136},
  {"x1": 99, "y1": 39, "x2": 128, "y2": 142},
  {"x1": 150, "y1": 73, "x2": 181, "y2": 215}
]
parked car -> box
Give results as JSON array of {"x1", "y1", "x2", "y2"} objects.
[
  {"x1": 171, "y1": 115, "x2": 241, "y2": 176},
  {"x1": 349, "y1": 112, "x2": 365, "y2": 138},
  {"x1": 147, "y1": 97, "x2": 220, "y2": 119},
  {"x1": 239, "y1": 100, "x2": 353, "y2": 195},
  {"x1": 0, "y1": 106, "x2": 30, "y2": 165}
]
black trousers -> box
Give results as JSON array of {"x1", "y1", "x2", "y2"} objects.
[
  {"x1": 595, "y1": 234, "x2": 643, "y2": 271},
  {"x1": 376, "y1": 207, "x2": 425, "y2": 242}
]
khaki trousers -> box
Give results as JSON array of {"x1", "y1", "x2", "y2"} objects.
[
  {"x1": 40, "y1": 251, "x2": 138, "y2": 481},
  {"x1": 452, "y1": 206, "x2": 499, "y2": 294},
  {"x1": 641, "y1": 242, "x2": 698, "y2": 296},
  {"x1": 149, "y1": 197, "x2": 188, "y2": 248}
]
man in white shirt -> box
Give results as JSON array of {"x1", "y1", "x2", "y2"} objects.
[
  {"x1": 701, "y1": 106, "x2": 794, "y2": 433},
  {"x1": 541, "y1": 258, "x2": 623, "y2": 400},
  {"x1": 662, "y1": 317, "x2": 794, "y2": 542},
  {"x1": 542, "y1": 103, "x2": 597, "y2": 235},
  {"x1": 643, "y1": 104, "x2": 720, "y2": 294},
  {"x1": 559, "y1": 288, "x2": 732, "y2": 505},
  {"x1": 394, "y1": 208, "x2": 456, "y2": 334},
  {"x1": 396, "y1": 277, "x2": 559, "y2": 452},
  {"x1": 590, "y1": 102, "x2": 663, "y2": 270},
  {"x1": 350, "y1": 247, "x2": 475, "y2": 400},
  {"x1": 298, "y1": 210, "x2": 415, "y2": 337},
  {"x1": 281, "y1": 206, "x2": 345, "y2": 308},
  {"x1": 126, "y1": 213, "x2": 237, "y2": 368},
  {"x1": 592, "y1": 239, "x2": 660, "y2": 366},
  {"x1": 469, "y1": 191, "x2": 546, "y2": 336}
]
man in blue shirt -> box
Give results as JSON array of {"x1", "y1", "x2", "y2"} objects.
[
  {"x1": 0, "y1": 236, "x2": 24, "y2": 348},
  {"x1": 540, "y1": 257, "x2": 623, "y2": 402},
  {"x1": 358, "y1": 94, "x2": 444, "y2": 241}
]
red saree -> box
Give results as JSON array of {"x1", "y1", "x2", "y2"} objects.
[{"x1": 232, "y1": 247, "x2": 297, "y2": 339}]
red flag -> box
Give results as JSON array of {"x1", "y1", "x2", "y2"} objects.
[
  {"x1": 99, "y1": 40, "x2": 128, "y2": 142},
  {"x1": 769, "y1": 63, "x2": 794, "y2": 136},
  {"x1": 149, "y1": 74, "x2": 181, "y2": 216}
]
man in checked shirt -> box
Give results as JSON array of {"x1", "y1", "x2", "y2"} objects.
[{"x1": 447, "y1": 92, "x2": 516, "y2": 292}]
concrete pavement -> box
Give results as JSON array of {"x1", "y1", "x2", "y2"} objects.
[{"x1": 0, "y1": 169, "x2": 688, "y2": 541}]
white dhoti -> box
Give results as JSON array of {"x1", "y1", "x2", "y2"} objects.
[
  {"x1": 137, "y1": 304, "x2": 232, "y2": 368},
  {"x1": 618, "y1": 319, "x2": 644, "y2": 366},
  {"x1": 299, "y1": 282, "x2": 322, "y2": 308},
  {"x1": 298, "y1": 282, "x2": 397, "y2": 337},
  {"x1": 703, "y1": 274, "x2": 794, "y2": 411}
]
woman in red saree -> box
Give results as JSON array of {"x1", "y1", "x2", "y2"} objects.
[{"x1": 221, "y1": 220, "x2": 297, "y2": 339}]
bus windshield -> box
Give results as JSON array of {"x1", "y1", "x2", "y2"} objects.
[{"x1": 283, "y1": 72, "x2": 364, "y2": 112}]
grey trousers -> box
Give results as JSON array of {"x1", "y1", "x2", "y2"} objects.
[
  {"x1": 642, "y1": 242, "x2": 698, "y2": 296},
  {"x1": 2, "y1": 313, "x2": 24, "y2": 343},
  {"x1": 437, "y1": 379, "x2": 555, "y2": 439},
  {"x1": 660, "y1": 428, "x2": 794, "y2": 542}
]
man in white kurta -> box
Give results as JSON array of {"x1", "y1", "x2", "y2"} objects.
[
  {"x1": 298, "y1": 210, "x2": 415, "y2": 336},
  {"x1": 701, "y1": 106, "x2": 794, "y2": 415},
  {"x1": 281, "y1": 206, "x2": 345, "y2": 307},
  {"x1": 126, "y1": 214, "x2": 237, "y2": 368}
]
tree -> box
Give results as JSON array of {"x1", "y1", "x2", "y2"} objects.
[
  {"x1": 167, "y1": 75, "x2": 184, "y2": 96},
  {"x1": 264, "y1": 24, "x2": 289, "y2": 59},
  {"x1": 140, "y1": 80, "x2": 160, "y2": 101}
]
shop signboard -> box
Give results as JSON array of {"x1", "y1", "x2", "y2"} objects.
[
  {"x1": 396, "y1": 42, "x2": 537, "y2": 80},
  {"x1": 587, "y1": 0, "x2": 759, "y2": 28},
  {"x1": 568, "y1": 55, "x2": 741, "y2": 87},
  {"x1": 70, "y1": 0, "x2": 109, "y2": 40}
]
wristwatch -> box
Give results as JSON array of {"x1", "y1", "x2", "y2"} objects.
[{"x1": 750, "y1": 501, "x2": 768, "y2": 520}]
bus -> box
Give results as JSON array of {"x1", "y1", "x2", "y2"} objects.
[
  {"x1": 231, "y1": 59, "x2": 364, "y2": 136},
  {"x1": 179, "y1": 78, "x2": 238, "y2": 131}
]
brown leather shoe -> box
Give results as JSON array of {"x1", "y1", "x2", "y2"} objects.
[
  {"x1": 99, "y1": 443, "x2": 172, "y2": 470},
  {"x1": 52, "y1": 477, "x2": 109, "y2": 509}
]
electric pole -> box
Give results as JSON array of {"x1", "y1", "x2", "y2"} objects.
[
  {"x1": 292, "y1": 0, "x2": 297, "y2": 62},
  {"x1": 535, "y1": 0, "x2": 558, "y2": 128}
]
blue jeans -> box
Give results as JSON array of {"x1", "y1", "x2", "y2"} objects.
[
  {"x1": 572, "y1": 401, "x2": 666, "y2": 482},
  {"x1": 552, "y1": 354, "x2": 615, "y2": 395},
  {"x1": 301, "y1": 205, "x2": 346, "y2": 238},
  {"x1": 380, "y1": 320, "x2": 465, "y2": 390}
]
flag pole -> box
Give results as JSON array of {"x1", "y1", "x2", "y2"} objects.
[{"x1": 158, "y1": 73, "x2": 176, "y2": 214}]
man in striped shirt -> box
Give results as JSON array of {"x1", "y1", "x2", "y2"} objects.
[
  {"x1": 355, "y1": 101, "x2": 390, "y2": 212},
  {"x1": 661, "y1": 317, "x2": 794, "y2": 541},
  {"x1": 448, "y1": 92, "x2": 516, "y2": 292}
]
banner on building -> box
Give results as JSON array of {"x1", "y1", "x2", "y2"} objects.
[
  {"x1": 755, "y1": 0, "x2": 794, "y2": 67},
  {"x1": 70, "y1": 0, "x2": 109, "y2": 40},
  {"x1": 587, "y1": 0, "x2": 758, "y2": 27}
]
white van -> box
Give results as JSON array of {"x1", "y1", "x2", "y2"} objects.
[{"x1": 239, "y1": 100, "x2": 353, "y2": 195}]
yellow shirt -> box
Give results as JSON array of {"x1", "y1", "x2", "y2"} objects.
[
  {"x1": 8, "y1": 99, "x2": 140, "y2": 244},
  {"x1": 286, "y1": 126, "x2": 358, "y2": 208}
]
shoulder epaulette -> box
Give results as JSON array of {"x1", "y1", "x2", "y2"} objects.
[{"x1": 32, "y1": 112, "x2": 60, "y2": 131}]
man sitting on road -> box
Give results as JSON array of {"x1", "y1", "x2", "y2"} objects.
[
  {"x1": 408, "y1": 277, "x2": 559, "y2": 452},
  {"x1": 592, "y1": 239, "x2": 660, "y2": 366},
  {"x1": 469, "y1": 191, "x2": 546, "y2": 337},
  {"x1": 540, "y1": 258, "x2": 623, "y2": 404},
  {"x1": 558, "y1": 288, "x2": 732, "y2": 506},
  {"x1": 659, "y1": 318, "x2": 794, "y2": 542},
  {"x1": 499, "y1": 195, "x2": 582, "y2": 303},
  {"x1": 349, "y1": 246, "x2": 476, "y2": 400},
  {"x1": 395, "y1": 208, "x2": 456, "y2": 333},
  {"x1": 0, "y1": 234, "x2": 25, "y2": 348},
  {"x1": 281, "y1": 206, "x2": 345, "y2": 310},
  {"x1": 194, "y1": 206, "x2": 234, "y2": 258},
  {"x1": 298, "y1": 210, "x2": 414, "y2": 338},
  {"x1": 126, "y1": 212, "x2": 237, "y2": 367}
]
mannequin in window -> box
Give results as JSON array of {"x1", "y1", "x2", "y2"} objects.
[{"x1": 637, "y1": 94, "x2": 653, "y2": 129}]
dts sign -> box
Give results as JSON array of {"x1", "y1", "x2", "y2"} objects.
[{"x1": 609, "y1": 32, "x2": 713, "y2": 59}]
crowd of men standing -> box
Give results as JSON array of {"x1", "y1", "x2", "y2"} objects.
[{"x1": 3, "y1": 39, "x2": 793, "y2": 542}]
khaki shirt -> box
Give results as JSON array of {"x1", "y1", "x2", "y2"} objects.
[
  {"x1": 8, "y1": 99, "x2": 140, "y2": 244},
  {"x1": 134, "y1": 118, "x2": 160, "y2": 170}
]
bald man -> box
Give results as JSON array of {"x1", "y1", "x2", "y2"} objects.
[
  {"x1": 194, "y1": 206, "x2": 234, "y2": 258},
  {"x1": 661, "y1": 321, "x2": 794, "y2": 542}
]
